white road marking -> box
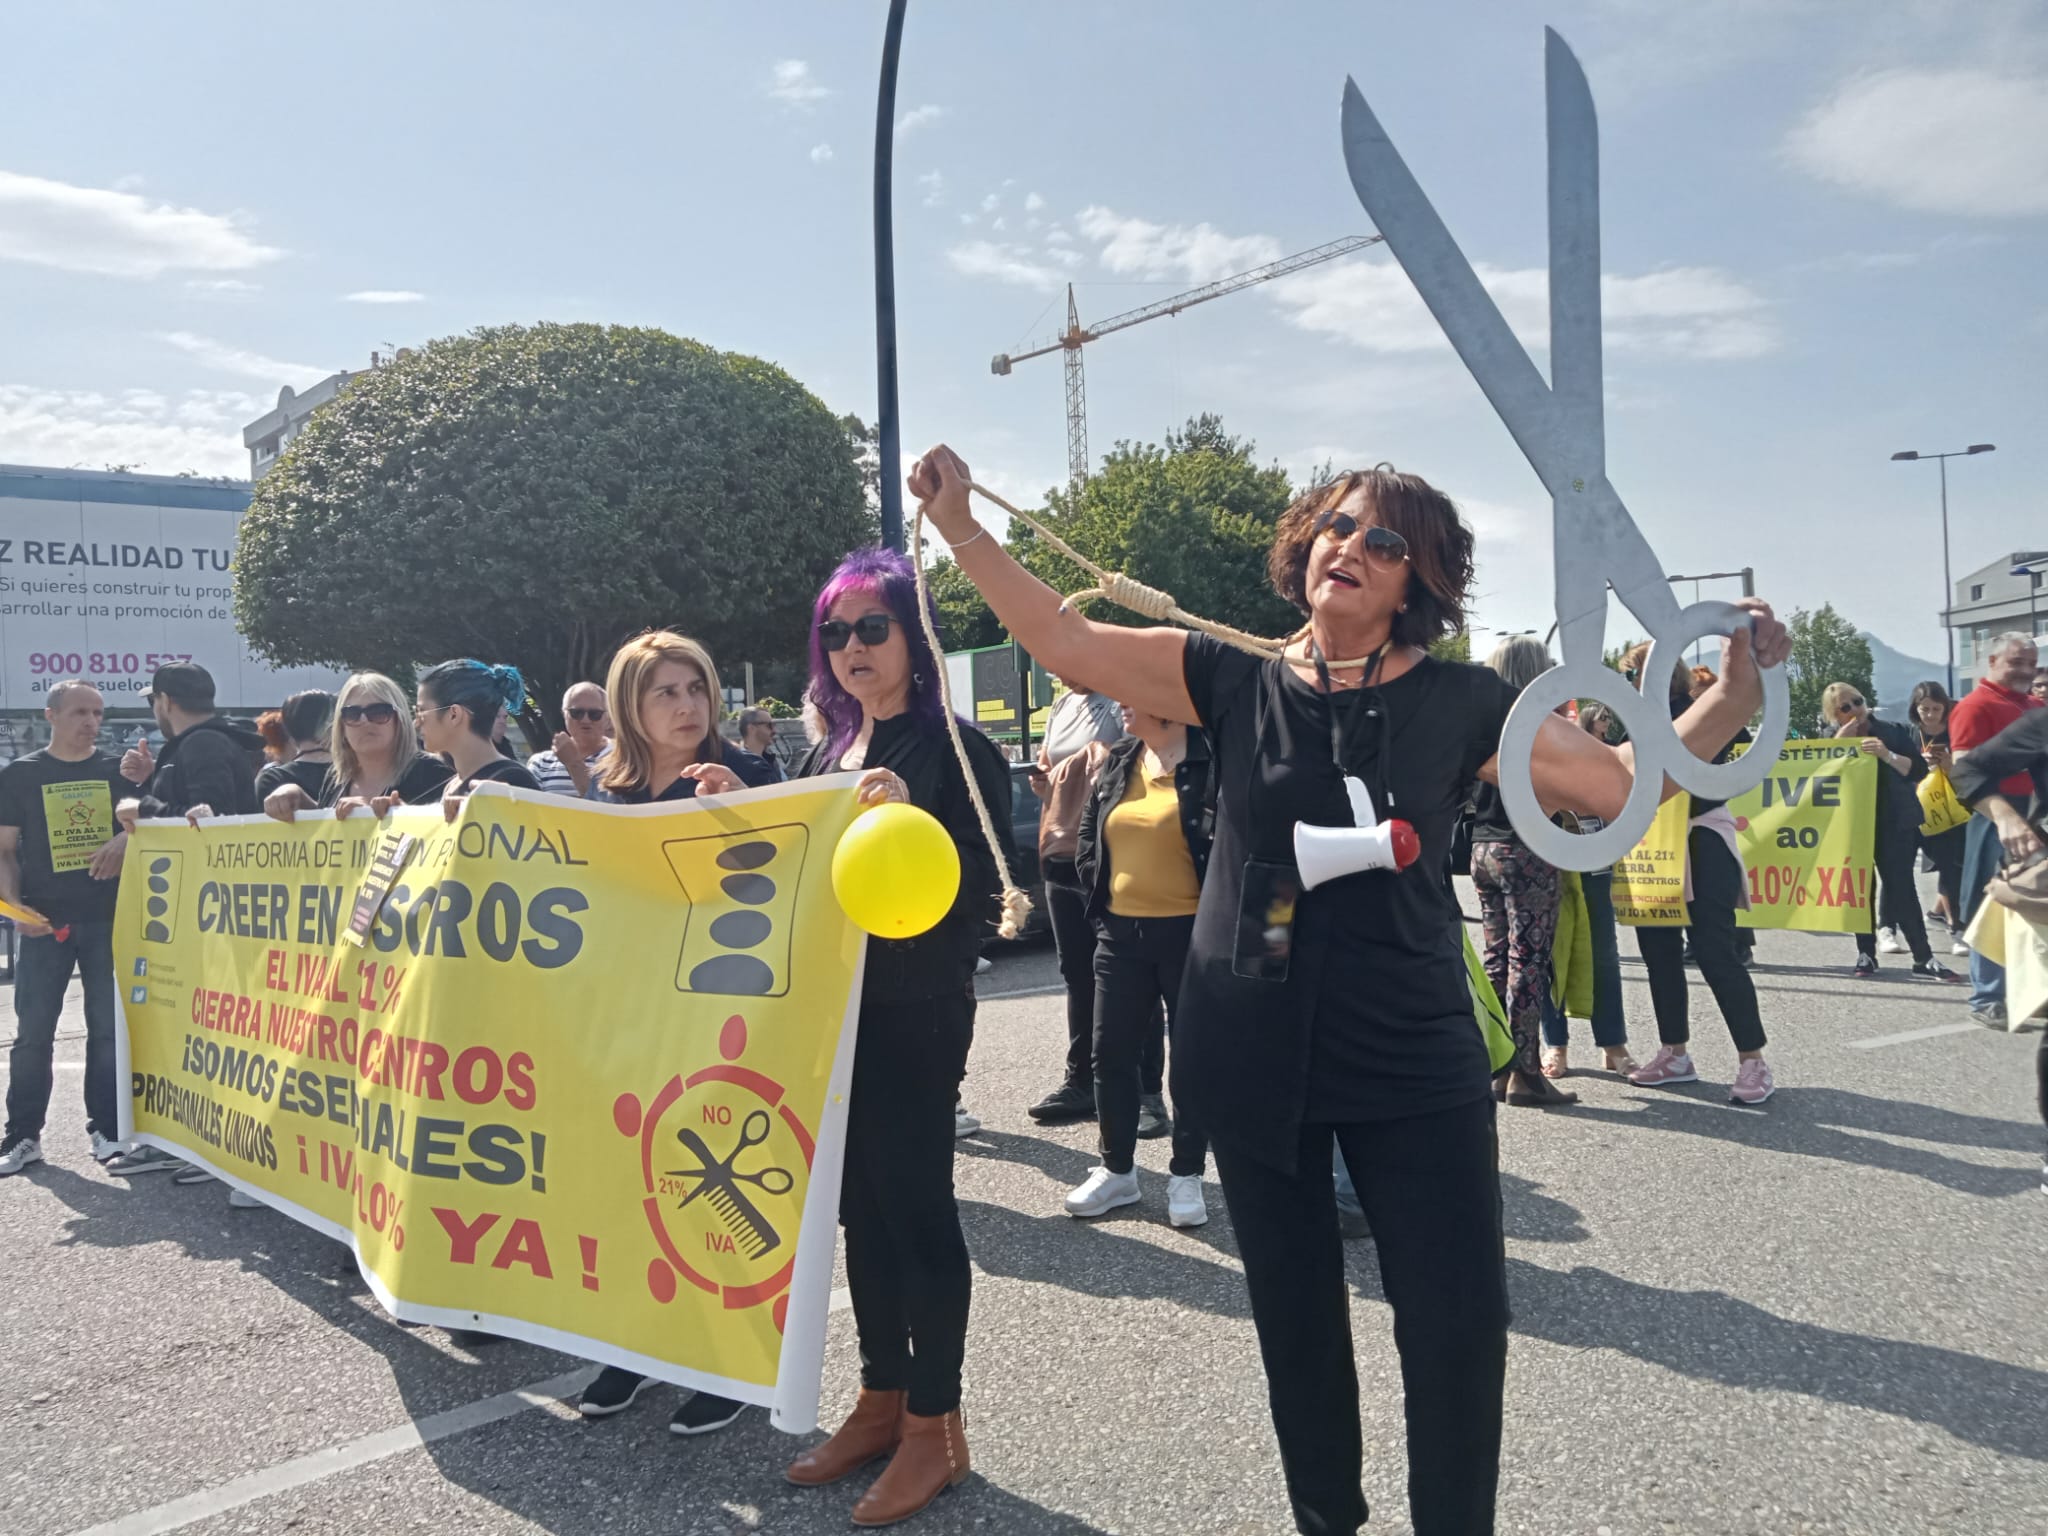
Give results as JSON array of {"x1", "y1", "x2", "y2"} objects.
[
  {"x1": 976, "y1": 984, "x2": 1063, "y2": 1001},
  {"x1": 1846, "y1": 1022, "x2": 1985, "y2": 1050},
  {"x1": 64, "y1": 1368, "x2": 596, "y2": 1536}
]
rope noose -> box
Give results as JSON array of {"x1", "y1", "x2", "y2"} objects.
[{"x1": 906, "y1": 479, "x2": 1392, "y2": 942}]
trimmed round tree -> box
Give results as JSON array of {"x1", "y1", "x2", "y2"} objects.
[{"x1": 234, "y1": 322, "x2": 871, "y2": 723}]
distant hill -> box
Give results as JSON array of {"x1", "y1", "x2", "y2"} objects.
[{"x1": 1861, "y1": 631, "x2": 1947, "y2": 716}]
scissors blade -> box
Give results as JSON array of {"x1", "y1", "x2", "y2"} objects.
[
  {"x1": 1545, "y1": 27, "x2": 1603, "y2": 472},
  {"x1": 1341, "y1": 76, "x2": 1569, "y2": 498}
]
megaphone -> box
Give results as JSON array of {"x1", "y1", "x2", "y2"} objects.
[{"x1": 1294, "y1": 776, "x2": 1420, "y2": 891}]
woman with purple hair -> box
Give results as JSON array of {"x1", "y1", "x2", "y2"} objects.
[{"x1": 782, "y1": 546, "x2": 1013, "y2": 1528}]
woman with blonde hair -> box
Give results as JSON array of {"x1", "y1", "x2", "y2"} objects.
[
  {"x1": 261, "y1": 672, "x2": 448, "y2": 820},
  {"x1": 588, "y1": 631, "x2": 780, "y2": 804}
]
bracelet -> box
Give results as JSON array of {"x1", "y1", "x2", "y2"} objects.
[{"x1": 945, "y1": 523, "x2": 989, "y2": 553}]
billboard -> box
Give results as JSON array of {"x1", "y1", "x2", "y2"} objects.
[{"x1": 0, "y1": 466, "x2": 343, "y2": 719}]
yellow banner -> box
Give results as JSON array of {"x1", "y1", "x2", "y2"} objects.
[
  {"x1": 1613, "y1": 741, "x2": 1877, "y2": 932},
  {"x1": 114, "y1": 778, "x2": 868, "y2": 1431}
]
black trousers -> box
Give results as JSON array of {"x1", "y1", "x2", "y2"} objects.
[
  {"x1": 1636, "y1": 828, "x2": 1767, "y2": 1053},
  {"x1": 1922, "y1": 823, "x2": 1966, "y2": 923},
  {"x1": 841, "y1": 990, "x2": 974, "y2": 1417},
  {"x1": 1092, "y1": 913, "x2": 1207, "y2": 1177},
  {"x1": 1048, "y1": 867, "x2": 1161, "y2": 1092},
  {"x1": 1857, "y1": 823, "x2": 1933, "y2": 963},
  {"x1": 1213, "y1": 1100, "x2": 1508, "y2": 1536}
]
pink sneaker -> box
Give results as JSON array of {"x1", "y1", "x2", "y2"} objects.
[
  {"x1": 1730, "y1": 1057, "x2": 1775, "y2": 1105},
  {"x1": 1628, "y1": 1046, "x2": 1698, "y2": 1087}
]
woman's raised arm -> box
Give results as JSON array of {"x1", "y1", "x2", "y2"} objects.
[{"x1": 910, "y1": 445, "x2": 1198, "y2": 725}]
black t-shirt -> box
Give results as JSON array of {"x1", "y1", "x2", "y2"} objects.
[
  {"x1": 0, "y1": 750, "x2": 132, "y2": 925},
  {"x1": 448, "y1": 757, "x2": 541, "y2": 796},
  {"x1": 255, "y1": 758, "x2": 336, "y2": 804},
  {"x1": 592, "y1": 747, "x2": 784, "y2": 803},
  {"x1": 1859, "y1": 715, "x2": 1926, "y2": 833},
  {"x1": 1175, "y1": 635, "x2": 1517, "y2": 1170}
]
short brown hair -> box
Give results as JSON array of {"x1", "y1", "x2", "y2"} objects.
[{"x1": 1266, "y1": 466, "x2": 1475, "y2": 649}]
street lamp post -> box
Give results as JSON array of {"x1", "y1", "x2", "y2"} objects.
[{"x1": 1891, "y1": 443, "x2": 1995, "y2": 695}]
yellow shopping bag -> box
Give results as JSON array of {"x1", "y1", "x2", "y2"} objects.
[{"x1": 1918, "y1": 767, "x2": 1970, "y2": 836}]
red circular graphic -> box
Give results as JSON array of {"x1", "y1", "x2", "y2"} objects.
[
  {"x1": 613, "y1": 1093, "x2": 643, "y2": 1138},
  {"x1": 718, "y1": 1014, "x2": 748, "y2": 1061},
  {"x1": 772, "y1": 1293, "x2": 790, "y2": 1335},
  {"x1": 647, "y1": 1256, "x2": 678, "y2": 1304}
]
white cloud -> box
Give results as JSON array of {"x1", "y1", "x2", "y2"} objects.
[
  {"x1": 810, "y1": 143, "x2": 835, "y2": 165},
  {"x1": 980, "y1": 192, "x2": 1001, "y2": 212},
  {"x1": 1045, "y1": 226, "x2": 1073, "y2": 246},
  {"x1": 1046, "y1": 246, "x2": 1084, "y2": 269},
  {"x1": 1024, "y1": 192, "x2": 1046, "y2": 212},
  {"x1": 157, "y1": 331, "x2": 331, "y2": 389},
  {"x1": 1076, "y1": 206, "x2": 1283, "y2": 284},
  {"x1": 991, "y1": 216, "x2": 1008, "y2": 232},
  {"x1": 1784, "y1": 69, "x2": 2048, "y2": 216},
  {"x1": 1268, "y1": 258, "x2": 1778, "y2": 360},
  {"x1": 958, "y1": 212, "x2": 975, "y2": 226},
  {"x1": 766, "y1": 59, "x2": 829, "y2": 107},
  {"x1": 342, "y1": 289, "x2": 425, "y2": 304},
  {"x1": 0, "y1": 169, "x2": 282, "y2": 278},
  {"x1": 185, "y1": 277, "x2": 260, "y2": 294},
  {"x1": 945, "y1": 241, "x2": 1065, "y2": 293},
  {"x1": 896, "y1": 104, "x2": 944, "y2": 136},
  {"x1": 918, "y1": 170, "x2": 944, "y2": 206},
  {"x1": 0, "y1": 383, "x2": 261, "y2": 476}
]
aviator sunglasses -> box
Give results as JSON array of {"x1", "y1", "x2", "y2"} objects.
[
  {"x1": 817, "y1": 614, "x2": 896, "y2": 651},
  {"x1": 1311, "y1": 509, "x2": 1411, "y2": 568},
  {"x1": 339, "y1": 702, "x2": 398, "y2": 725}
]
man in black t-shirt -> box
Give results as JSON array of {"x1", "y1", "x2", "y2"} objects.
[{"x1": 0, "y1": 682, "x2": 138, "y2": 1176}]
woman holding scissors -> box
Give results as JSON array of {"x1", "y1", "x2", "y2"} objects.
[{"x1": 907, "y1": 444, "x2": 1788, "y2": 1536}]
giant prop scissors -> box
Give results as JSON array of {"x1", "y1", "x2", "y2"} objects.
[{"x1": 1340, "y1": 29, "x2": 1789, "y2": 873}]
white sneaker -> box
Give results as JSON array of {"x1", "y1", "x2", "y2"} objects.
[
  {"x1": 1165, "y1": 1174, "x2": 1209, "y2": 1228},
  {"x1": 105, "y1": 1145, "x2": 187, "y2": 1175},
  {"x1": 953, "y1": 1102, "x2": 981, "y2": 1138},
  {"x1": 1065, "y1": 1165, "x2": 1140, "y2": 1218},
  {"x1": 227, "y1": 1188, "x2": 264, "y2": 1209},
  {"x1": 90, "y1": 1132, "x2": 133, "y2": 1163},
  {"x1": 1877, "y1": 926, "x2": 1906, "y2": 955},
  {"x1": 173, "y1": 1167, "x2": 219, "y2": 1185},
  {"x1": 0, "y1": 1137, "x2": 44, "y2": 1177}
]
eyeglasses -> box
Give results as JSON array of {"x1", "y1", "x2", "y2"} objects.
[
  {"x1": 339, "y1": 702, "x2": 398, "y2": 725},
  {"x1": 565, "y1": 708, "x2": 606, "y2": 723},
  {"x1": 1310, "y1": 509, "x2": 1410, "y2": 568},
  {"x1": 818, "y1": 615, "x2": 896, "y2": 651},
  {"x1": 413, "y1": 703, "x2": 454, "y2": 721}
]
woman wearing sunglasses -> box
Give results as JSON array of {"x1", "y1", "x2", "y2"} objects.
[
  {"x1": 907, "y1": 444, "x2": 1789, "y2": 1536},
  {"x1": 261, "y1": 672, "x2": 449, "y2": 821},
  {"x1": 779, "y1": 546, "x2": 1012, "y2": 1529},
  {"x1": 585, "y1": 631, "x2": 779, "y2": 807}
]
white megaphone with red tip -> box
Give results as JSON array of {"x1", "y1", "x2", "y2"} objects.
[{"x1": 1294, "y1": 776, "x2": 1421, "y2": 891}]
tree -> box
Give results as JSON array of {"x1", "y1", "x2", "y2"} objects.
[
  {"x1": 924, "y1": 554, "x2": 1004, "y2": 651},
  {"x1": 1013, "y1": 413, "x2": 1300, "y2": 642},
  {"x1": 1427, "y1": 633, "x2": 1471, "y2": 664},
  {"x1": 1784, "y1": 603, "x2": 1875, "y2": 736},
  {"x1": 841, "y1": 413, "x2": 881, "y2": 511},
  {"x1": 234, "y1": 323, "x2": 871, "y2": 722}
]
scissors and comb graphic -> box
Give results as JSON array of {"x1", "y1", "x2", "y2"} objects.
[
  {"x1": 667, "y1": 1109, "x2": 796, "y2": 1262},
  {"x1": 1340, "y1": 29, "x2": 1789, "y2": 873}
]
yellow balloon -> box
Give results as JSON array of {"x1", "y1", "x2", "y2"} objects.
[{"x1": 832, "y1": 802, "x2": 961, "y2": 938}]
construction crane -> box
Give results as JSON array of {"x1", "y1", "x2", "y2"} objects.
[{"x1": 991, "y1": 234, "x2": 1385, "y2": 491}]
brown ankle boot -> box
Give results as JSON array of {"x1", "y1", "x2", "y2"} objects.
[
  {"x1": 850, "y1": 1408, "x2": 970, "y2": 1527},
  {"x1": 785, "y1": 1388, "x2": 905, "y2": 1487}
]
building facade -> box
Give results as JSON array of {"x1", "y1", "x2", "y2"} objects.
[{"x1": 1948, "y1": 547, "x2": 2048, "y2": 690}]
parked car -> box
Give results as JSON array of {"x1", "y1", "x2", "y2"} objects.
[{"x1": 997, "y1": 763, "x2": 1050, "y2": 941}]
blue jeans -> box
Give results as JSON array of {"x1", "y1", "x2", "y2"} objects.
[
  {"x1": 4, "y1": 921, "x2": 119, "y2": 1143},
  {"x1": 1540, "y1": 870, "x2": 1627, "y2": 1049},
  {"x1": 1961, "y1": 816, "x2": 2005, "y2": 1011}
]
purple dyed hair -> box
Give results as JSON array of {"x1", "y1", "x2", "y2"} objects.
[{"x1": 805, "y1": 546, "x2": 950, "y2": 757}]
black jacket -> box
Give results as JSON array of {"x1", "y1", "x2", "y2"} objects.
[
  {"x1": 1075, "y1": 730, "x2": 1215, "y2": 923},
  {"x1": 137, "y1": 716, "x2": 266, "y2": 817},
  {"x1": 1859, "y1": 714, "x2": 1928, "y2": 836},
  {"x1": 797, "y1": 714, "x2": 1016, "y2": 1004},
  {"x1": 1951, "y1": 707, "x2": 2048, "y2": 824}
]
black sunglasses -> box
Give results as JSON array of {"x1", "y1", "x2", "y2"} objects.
[
  {"x1": 339, "y1": 702, "x2": 398, "y2": 725},
  {"x1": 565, "y1": 707, "x2": 606, "y2": 722},
  {"x1": 818, "y1": 615, "x2": 896, "y2": 652},
  {"x1": 1311, "y1": 509, "x2": 1410, "y2": 567}
]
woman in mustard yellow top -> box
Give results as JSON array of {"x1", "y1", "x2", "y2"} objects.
[{"x1": 1068, "y1": 702, "x2": 1216, "y2": 1227}]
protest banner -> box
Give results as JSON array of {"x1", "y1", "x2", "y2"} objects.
[
  {"x1": 1613, "y1": 740, "x2": 1876, "y2": 931},
  {"x1": 114, "y1": 777, "x2": 868, "y2": 1431}
]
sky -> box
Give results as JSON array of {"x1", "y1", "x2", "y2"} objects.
[{"x1": 0, "y1": 0, "x2": 2041, "y2": 664}]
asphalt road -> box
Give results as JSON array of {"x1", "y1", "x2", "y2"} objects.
[{"x1": 3, "y1": 873, "x2": 2044, "y2": 1536}]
